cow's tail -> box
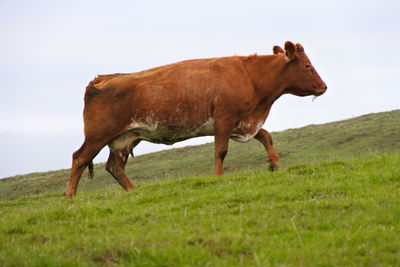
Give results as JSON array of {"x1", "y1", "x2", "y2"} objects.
[{"x1": 88, "y1": 160, "x2": 94, "y2": 179}]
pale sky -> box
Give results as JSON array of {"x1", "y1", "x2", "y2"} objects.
[{"x1": 0, "y1": 0, "x2": 399, "y2": 178}]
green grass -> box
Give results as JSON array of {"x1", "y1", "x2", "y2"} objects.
[
  {"x1": 1, "y1": 109, "x2": 399, "y2": 200},
  {"x1": 1, "y1": 152, "x2": 399, "y2": 266}
]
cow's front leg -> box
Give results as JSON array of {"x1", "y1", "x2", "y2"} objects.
[
  {"x1": 254, "y1": 128, "x2": 279, "y2": 171},
  {"x1": 213, "y1": 120, "x2": 233, "y2": 176}
]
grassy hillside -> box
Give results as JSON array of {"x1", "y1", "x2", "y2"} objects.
[
  {"x1": 1, "y1": 109, "x2": 399, "y2": 200},
  {"x1": 1, "y1": 152, "x2": 399, "y2": 266}
]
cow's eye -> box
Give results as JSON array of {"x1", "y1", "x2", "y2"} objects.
[{"x1": 305, "y1": 64, "x2": 311, "y2": 68}]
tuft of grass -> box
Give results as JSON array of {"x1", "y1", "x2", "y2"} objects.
[{"x1": 0, "y1": 152, "x2": 399, "y2": 266}]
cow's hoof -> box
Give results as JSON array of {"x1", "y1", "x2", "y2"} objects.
[
  {"x1": 269, "y1": 163, "x2": 279, "y2": 172},
  {"x1": 63, "y1": 191, "x2": 74, "y2": 199}
]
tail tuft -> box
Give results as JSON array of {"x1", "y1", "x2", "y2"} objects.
[{"x1": 88, "y1": 161, "x2": 94, "y2": 179}]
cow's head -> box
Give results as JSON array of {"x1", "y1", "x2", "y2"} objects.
[{"x1": 274, "y1": 41, "x2": 327, "y2": 97}]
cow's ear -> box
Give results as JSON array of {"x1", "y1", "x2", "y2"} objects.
[
  {"x1": 273, "y1": 46, "x2": 284, "y2": 54},
  {"x1": 296, "y1": 43, "x2": 304, "y2": 53},
  {"x1": 284, "y1": 41, "x2": 296, "y2": 61}
]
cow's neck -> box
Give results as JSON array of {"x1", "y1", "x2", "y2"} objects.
[{"x1": 242, "y1": 54, "x2": 287, "y2": 109}]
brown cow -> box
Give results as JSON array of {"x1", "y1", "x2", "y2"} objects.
[{"x1": 64, "y1": 41, "x2": 326, "y2": 197}]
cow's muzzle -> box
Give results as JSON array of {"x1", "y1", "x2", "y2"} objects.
[{"x1": 314, "y1": 84, "x2": 327, "y2": 96}]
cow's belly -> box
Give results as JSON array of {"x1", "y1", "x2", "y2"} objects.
[
  {"x1": 109, "y1": 116, "x2": 265, "y2": 151},
  {"x1": 109, "y1": 117, "x2": 215, "y2": 150}
]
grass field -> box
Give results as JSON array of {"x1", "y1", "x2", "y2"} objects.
[
  {"x1": 0, "y1": 110, "x2": 399, "y2": 266},
  {"x1": 1, "y1": 152, "x2": 399, "y2": 266},
  {"x1": 1, "y1": 109, "x2": 399, "y2": 200}
]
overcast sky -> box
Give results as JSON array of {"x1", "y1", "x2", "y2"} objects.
[{"x1": 0, "y1": 0, "x2": 399, "y2": 178}]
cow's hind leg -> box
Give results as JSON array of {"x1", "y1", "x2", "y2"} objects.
[
  {"x1": 254, "y1": 129, "x2": 279, "y2": 171},
  {"x1": 106, "y1": 142, "x2": 139, "y2": 190},
  {"x1": 64, "y1": 140, "x2": 104, "y2": 197}
]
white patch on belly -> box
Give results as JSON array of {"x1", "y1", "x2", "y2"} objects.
[
  {"x1": 129, "y1": 116, "x2": 158, "y2": 132},
  {"x1": 197, "y1": 118, "x2": 214, "y2": 135},
  {"x1": 230, "y1": 120, "x2": 264, "y2": 142},
  {"x1": 236, "y1": 121, "x2": 252, "y2": 129},
  {"x1": 109, "y1": 117, "x2": 215, "y2": 150}
]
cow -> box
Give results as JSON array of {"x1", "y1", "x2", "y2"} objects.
[{"x1": 64, "y1": 41, "x2": 327, "y2": 197}]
